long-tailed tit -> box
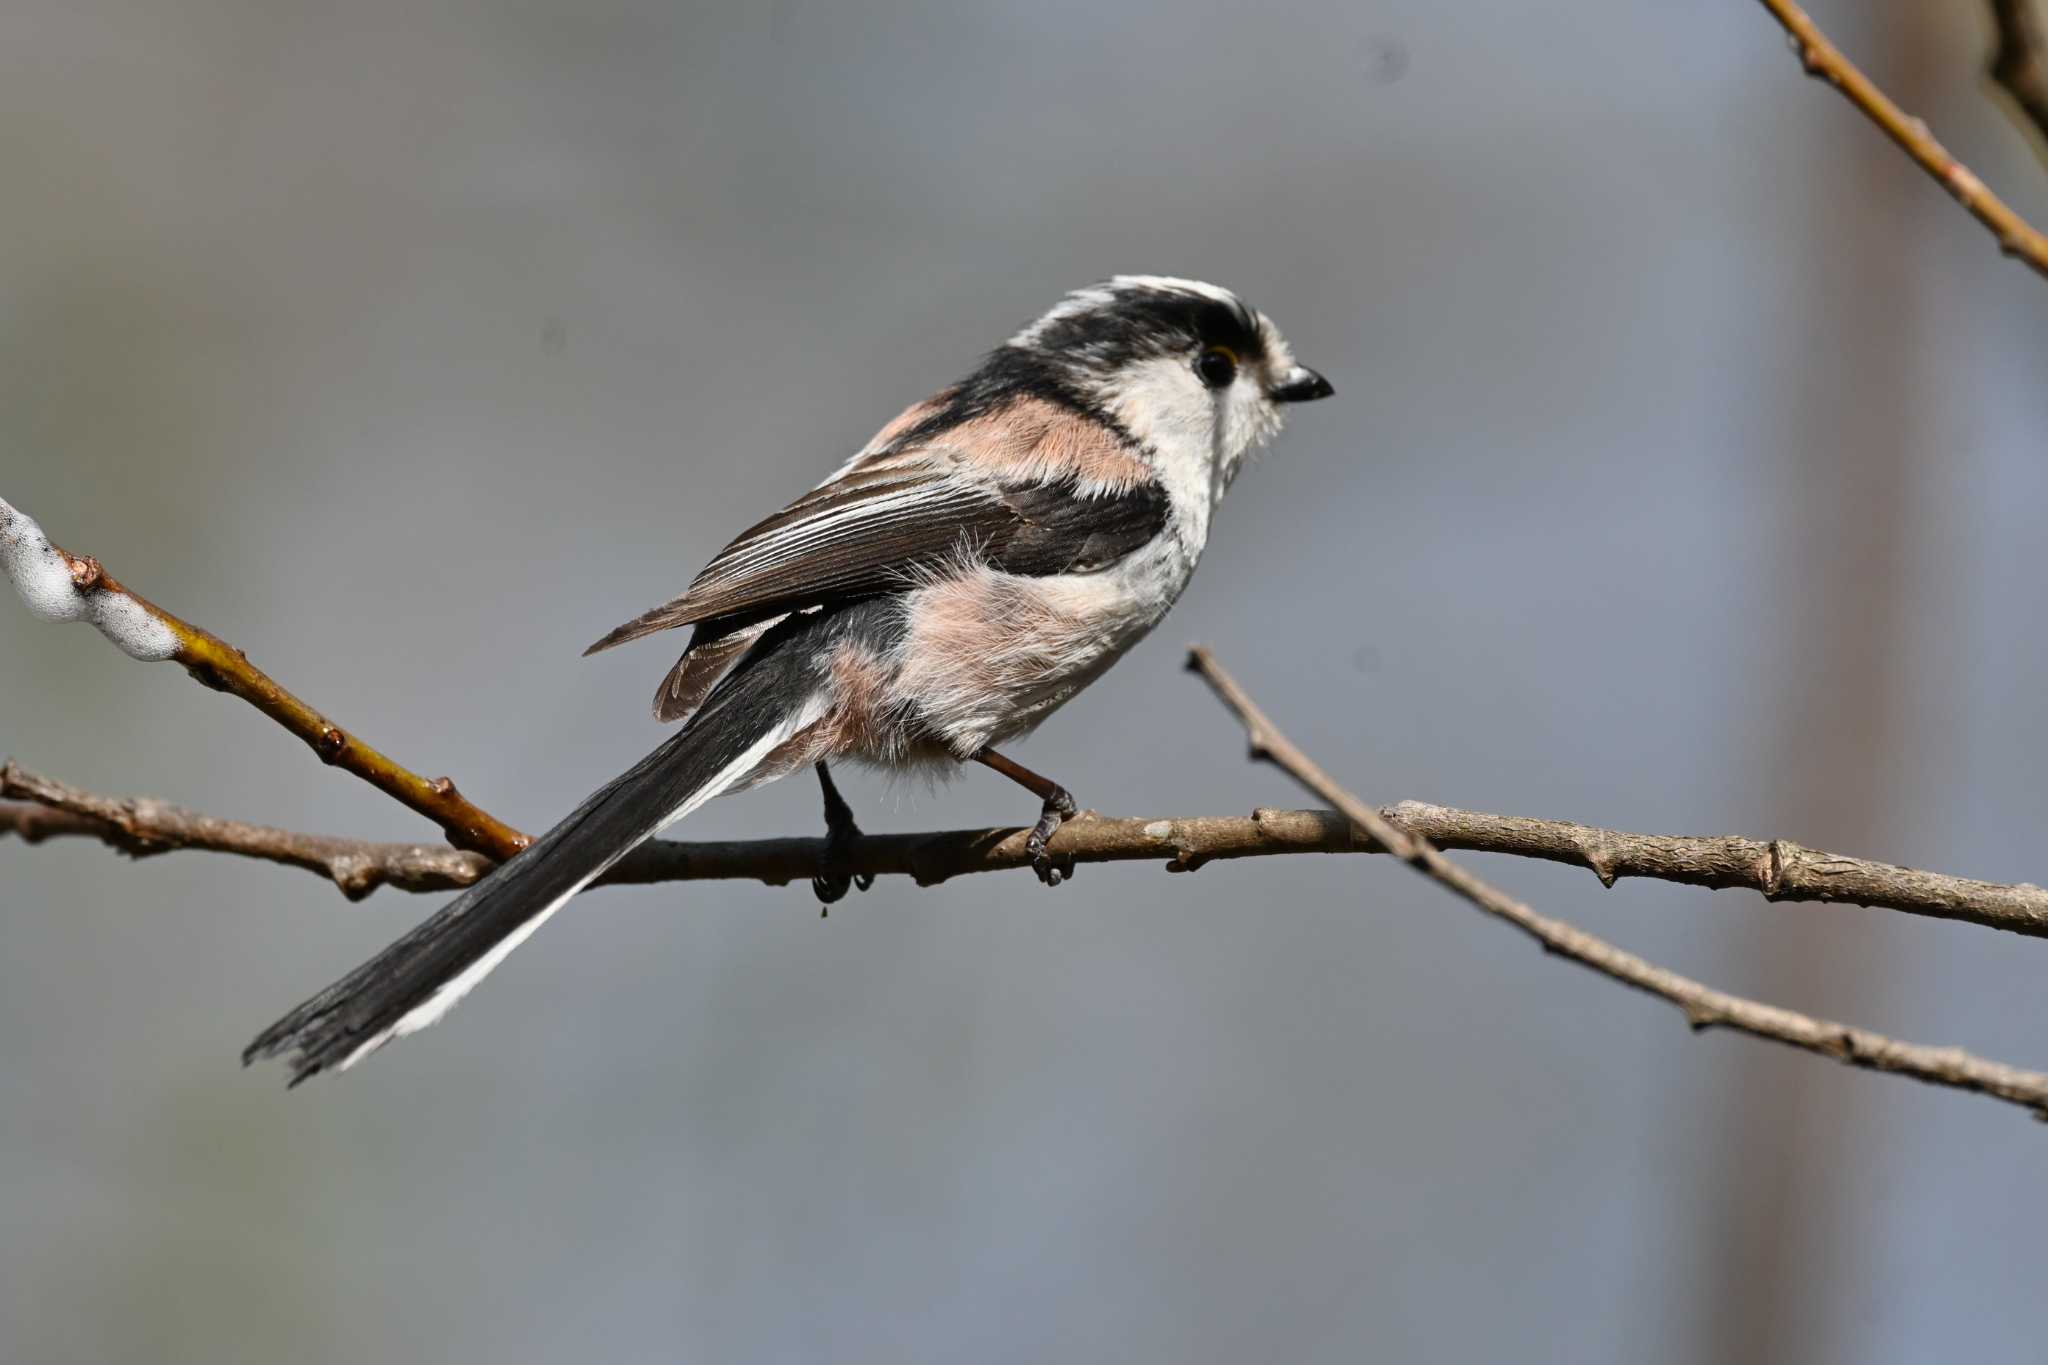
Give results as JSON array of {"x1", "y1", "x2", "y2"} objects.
[{"x1": 247, "y1": 275, "x2": 1333, "y2": 1083}]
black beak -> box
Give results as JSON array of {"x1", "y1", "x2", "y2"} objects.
[{"x1": 1270, "y1": 366, "x2": 1335, "y2": 404}]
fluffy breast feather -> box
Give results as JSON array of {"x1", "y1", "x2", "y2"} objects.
[{"x1": 889, "y1": 527, "x2": 1196, "y2": 757}]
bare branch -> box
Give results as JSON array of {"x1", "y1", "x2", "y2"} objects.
[
  {"x1": 1754, "y1": 0, "x2": 2048, "y2": 280},
  {"x1": 0, "y1": 496, "x2": 530, "y2": 859},
  {"x1": 1387, "y1": 801, "x2": 2048, "y2": 938},
  {"x1": 1185, "y1": 647, "x2": 2048, "y2": 1123},
  {"x1": 0, "y1": 801, "x2": 111, "y2": 846},
  {"x1": 1990, "y1": 0, "x2": 2048, "y2": 152},
  {"x1": 11, "y1": 759, "x2": 2048, "y2": 952},
  {"x1": 13, "y1": 503, "x2": 2048, "y2": 1118},
  {"x1": 0, "y1": 761, "x2": 1372, "y2": 897},
  {"x1": 0, "y1": 764, "x2": 493, "y2": 900}
]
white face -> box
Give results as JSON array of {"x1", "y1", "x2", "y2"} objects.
[
  {"x1": 1091, "y1": 311, "x2": 1304, "y2": 503},
  {"x1": 1014, "y1": 277, "x2": 1328, "y2": 514}
]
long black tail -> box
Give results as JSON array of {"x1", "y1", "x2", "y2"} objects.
[{"x1": 244, "y1": 671, "x2": 811, "y2": 1085}]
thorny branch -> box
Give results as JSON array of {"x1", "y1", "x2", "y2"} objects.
[
  {"x1": 1754, "y1": 0, "x2": 2048, "y2": 280},
  {"x1": 9, "y1": 761, "x2": 2048, "y2": 943},
  {"x1": 1989, "y1": 0, "x2": 2048, "y2": 151},
  {"x1": 1186, "y1": 648, "x2": 2048, "y2": 1123}
]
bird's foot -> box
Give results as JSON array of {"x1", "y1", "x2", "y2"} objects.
[
  {"x1": 1025, "y1": 786, "x2": 1079, "y2": 887},
  {"x1": 813, "y1": 763, "x2": 874, "y2": 914},
  {"x1": 813, "y1": 825, "x2": 875, "y2": 911}
]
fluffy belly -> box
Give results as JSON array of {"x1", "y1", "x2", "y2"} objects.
[{"x1": 889, "y1": 564, "x2": 1172, "y2": 755}]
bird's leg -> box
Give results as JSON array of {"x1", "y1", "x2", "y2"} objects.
[
  {"x1": 812, "y1": 761, "x2": 874, "y2": 912},
  {"x1": 973, "y1": 748, "x2": 1079, "y2": 887}
]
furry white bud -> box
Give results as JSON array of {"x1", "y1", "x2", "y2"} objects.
[{"x1": 0, "y1": 496, "x2": 179, "y2": 660}]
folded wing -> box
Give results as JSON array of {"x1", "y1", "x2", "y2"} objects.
[{"x1": 584, "y1": 406, "x2": 1170, "y2": 721}]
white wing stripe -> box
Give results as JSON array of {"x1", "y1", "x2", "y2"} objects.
[{"x1": 692, "y1": 488, "x2": 991, "y2": 589}]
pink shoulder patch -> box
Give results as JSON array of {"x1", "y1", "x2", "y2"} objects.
[{"x1": 940, "y1": 396, "x2": 1150, "y2": 493}]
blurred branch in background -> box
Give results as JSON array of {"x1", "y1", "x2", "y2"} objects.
[
  {"x1": 1755, "y1": 0, "x2": 2048, "y2": 279},
  {"x1": 9, "y1": 761, "x2": 2048, "y2": 936},
  {"x1": 1186, "y1": 649, "x2": 2048, "y2": 1123},
  {"x1": 1989, "y1": 0, "x2": 2048, "y2": 152}
]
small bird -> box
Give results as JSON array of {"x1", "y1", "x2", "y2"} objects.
[{"x1": 245, "y1": 275, "x2": 1333, "y2": 1083}]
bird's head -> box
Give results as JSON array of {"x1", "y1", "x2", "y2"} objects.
[{"x1": 1004, "y1": 275, "x2": 1333, "y2": 491}]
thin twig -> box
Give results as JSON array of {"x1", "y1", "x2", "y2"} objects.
[
  {"x1": 0, "y1": 773, "x2": 493, "y2": 900},
  {"x1": 1755, "y1": 0, "x2": 2048, "y2": 280},
  {"x1": 1990, "y1": 0, "x2": 2048, "y2": 152},
  {"x1": 1185, "y1": 647, "x2": 2048, "y2": 1123},
  {"x1": 0, "y1": 496, "x2": 529, "y2": 859},
  {"x1": 1387, "y1": 800, "x2": 2048, "y2": 938},
  {"x1": 0, "y1": 801, "x2": 111, "y2": 846}
]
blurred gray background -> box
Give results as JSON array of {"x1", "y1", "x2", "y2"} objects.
[{"x1": 4, "y1": 1, "x2": 2046, "y2": 1361}]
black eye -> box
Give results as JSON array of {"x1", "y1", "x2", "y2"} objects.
[{"x1": 1195, "y1": 346, "x2": 1237, "y2": 389}]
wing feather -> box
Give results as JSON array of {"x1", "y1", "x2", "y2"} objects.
[
  {"x1": 584, "y1": 393, "x2": 1168, "y2": 660},
  {"x1": 651, "y1": 618, "x2": 778, "y2": 722}
]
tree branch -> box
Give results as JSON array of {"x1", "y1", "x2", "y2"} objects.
[
  {"x1": 11, "y1": 759, "x2": 2048, "y2": 948},
  {"x1": 1990, "y1": 0, "x2": 2048, "y2": 152},
  {"x1": 1387, "y1": 800, "x2": 2048, "y2": 938},
  {"x1": 0, "y1": 496, "x2": 529, "y2": 859},
  {"x1": 0, "y1": 762, "x2": 1368, "y2": 897},
  {"x1": 12, "y1": 500, "x2": 2048, "y2": 1119},
  {"x1": 1185, "y1": 647, "x2": 2048, "y2": 1123},
  {"x1": 0, "y1": 767, "x2": 493, "y2": 900},
  {"x1": 1754, "y1": 0, "x2": 2048, "y2": 280},
  {"x1": 0, "y1": 801, "x2": 112, "y2": 846}
]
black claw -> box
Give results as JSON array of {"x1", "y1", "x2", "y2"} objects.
[
  {"x1": 1025, "y1": 785, "x2": 1077, "y2": 888},
  {"x1": 813, "y1": 762, "x2": 872, "y2": 911}
]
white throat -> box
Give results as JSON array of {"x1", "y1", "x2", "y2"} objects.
[{"x1": 1096, "y1": 357, "x2": 1281, "y2": 557}]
